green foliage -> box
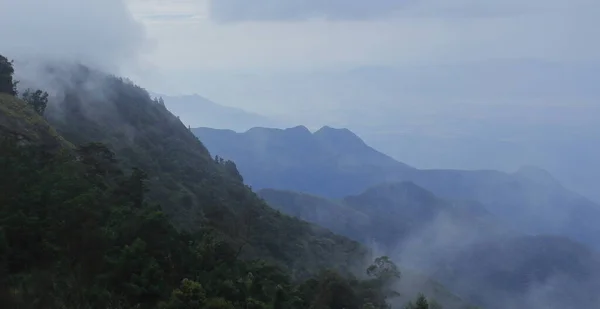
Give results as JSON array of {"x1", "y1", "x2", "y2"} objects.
[
  {"x1": 406, "y1": 294, "x2": 434, "y2": 309},
  {"x1": 159, "y1": 279, "x2": 206, "y2": 309},
  {"x1": 367, "y1": 256, "x2": 401, "y2": 283},
  {"x1": 0, "y1": 54, "x2": 18, "y2": 96},
  {"x1": 0, "y1": 136, "x2": 399, "y2": 309},
  {"x1": 21, "y1": 88, "x2": 49, "y2": 116}
]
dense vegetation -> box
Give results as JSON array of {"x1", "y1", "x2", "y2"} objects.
[
  {"x1": 0, "y1": 55, "x2": 450, "y2": 308},
  {"x1": 0, "y1": 55, "x2": 18, "y2": 96},
  {"x1": 0, "y1": 135, "x2": 403, "y2": 308}
]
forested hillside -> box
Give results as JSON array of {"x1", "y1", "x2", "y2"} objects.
[
  {"x1": 0, "y1": 56, "x2": 470, "y2": 308},
  {"x1": 24, "y1": 62, "x2": 366, "y2": 277}
]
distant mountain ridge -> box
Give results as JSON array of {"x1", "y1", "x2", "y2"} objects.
[
  {"x1": 152, "y1": 92, "x2": 280, "y2": 131},
  {"x1": 194, "y1": 125, "x2": 414, "y2": 197},
  {"x1": 194, "y1": 125, "x2": 600, "y2": 251}
]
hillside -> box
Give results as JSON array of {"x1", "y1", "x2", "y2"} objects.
[
  {"x1": 12, "y1": 63, "x2": 373, "y2": 280},
  {"x1": 0, "y1": 95, "x2": 410, "y2": 308},
  {"x1": 0, "y1": 93, "x2": 70, "y2": 150},
  {"x1": 259, "y1": 185, "x2": 600, "y2": 309},
  {"x1": 1, "y1": 61, "x2": 439, "y2": 308},
  {"x1": 196, "y1": 126, "x2": 600, "y2": 250}
]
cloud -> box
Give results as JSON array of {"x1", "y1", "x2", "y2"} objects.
[
  {"x1": 131, "y1": 0, "x2": 600, "y2": 78},
  {"x1": 206, "y1": 0, "x2": 596, "y2": 22},
  {"x1": 0, "y1": 0, "x2": 150, "y2": 73},
  {"x1": 208, "y1": 0, "x2": 415, "y2": 22}
]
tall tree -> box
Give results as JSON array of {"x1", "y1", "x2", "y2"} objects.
[
  {"x1": 21, "y1": 89, "x2": 49, "y2": 116},
  {"x1": 406, "y1": 294, "x2": 430, "y2": 309},
  {"x1": 0, "y1": 55, "x2": 18, "y2": 96},
  {"x1": 415, "y1": 294, "x2": 429, "y2": 309}
]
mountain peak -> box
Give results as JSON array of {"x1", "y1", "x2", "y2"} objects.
[
  {"x1": 315, "y1": 125, "x2": 355, "y2": 135},
  {"x1": 245, "y1": 125, "x2": 312, "y2": 138},
  {"x1": 287, "y1": 125, "x2": 312, "y2": 134},
  {"x1": 361, "y1": 181, "x2": 438, "y2": 201},
  {"x1": 314, "y1": 125, "x2": 367, "y2": 148},
  {"x1": 514, "y1": 165, "x2": 560, "y2": 186}
]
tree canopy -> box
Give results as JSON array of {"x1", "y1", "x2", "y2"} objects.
[
  {"x1": 21, "y1": 88, "x2": 49, "y2": 116},
  {"x1": 0, "y1": 55, "x2": 18, "y2": 96}
]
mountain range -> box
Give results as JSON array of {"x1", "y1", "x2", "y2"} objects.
[
  {"x1": 4, "y1": 55, "x2": 600, "y2": 309},
  {"x1": 194, "y1": 125, "x2": 600, "y2": 309},
  {"x1": 194, "y1": 126, "x2": 600, "y2": 251}
]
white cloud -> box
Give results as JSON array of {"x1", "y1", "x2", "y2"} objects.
[
  {"x1": 0, "y1": 0, "x2": 150, "y2": 74},
  {"x1": 127, "y1": 0, "x2": 600, "y2": 75}
]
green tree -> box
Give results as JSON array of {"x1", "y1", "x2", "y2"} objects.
[
  {"x1": 0, "y1": 55, "x2": 17, "y2": 95},
  {"x1": 21, "y1": 89, "x2": 49, "y2": 116},
  {"x1": 406, "y1": 294, "x2": 429, "y2": 309},
  {"x1": 367, "y1": 256, "x2": 401, "y2": 283},
  {"x1": 271, "y1": 285, "x2": 286, "y2": 309},
  {"x1": 415, "y1": 294, "x2": 429, "y2": 309},
  {"x1": 159, "y1": 279, "x2": 206, "y2": 309},
  {"x1": 366, "y1": 256, "x2": 401, "y2": 302}
]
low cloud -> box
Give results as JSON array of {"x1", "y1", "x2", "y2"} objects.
[{"x1": 0, "y1": 0, "x2": 150, "y2": 74}]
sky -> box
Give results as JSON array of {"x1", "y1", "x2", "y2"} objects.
[
  {"x1": 119, "y1": 0, "x2": 600, "y2": 127},
  {"x1": 2, "y1": 0, "x2": 598, "y2": 111},
  {"x1": 1, "y1": 0, "x2": 599, "y2": 199}
]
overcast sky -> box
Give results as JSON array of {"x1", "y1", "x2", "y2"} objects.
[
  {"x1": 2, "y1": 0, "x2": 599, "y2": 132},
  {"x1": 127, "y1": 0, "x2": 599, "y2": 71},
  {"x1": 118, "y1": 0, "x2": 600, "y2": 121},
  {"x1": 1, "y1": 0, "x2": 599, "y2": 191},
  {"x1": 2, "y1": 0, "x2": 598, "y2": 112}
]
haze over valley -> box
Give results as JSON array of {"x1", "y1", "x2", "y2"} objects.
[{"x1": 1, "y1": 0, "x2": 599, "y2": 308}]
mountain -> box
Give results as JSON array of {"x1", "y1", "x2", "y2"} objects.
[
  {"x1": 193, "y1": 125, "x2": 414, "y2": 197},
  {"x1": 259, "y1": 183, "x2": 512, "y2": 262},
  {"x1": 195, "y1": 126, "x2": 600, "y2": 250},
  {"x1": 153, "y1": 92, "x2": 280, "y2": 131},
  {"x1": 259, "y1": 184, "x2": 600, "y2": 309}
]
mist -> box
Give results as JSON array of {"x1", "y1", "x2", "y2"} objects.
[
  {"x1": 0, "y1": 0, "x2": 156, "y2": 138},
  {"x1": 0, "y1": 0, "x2": 150, "y2": 75}
]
